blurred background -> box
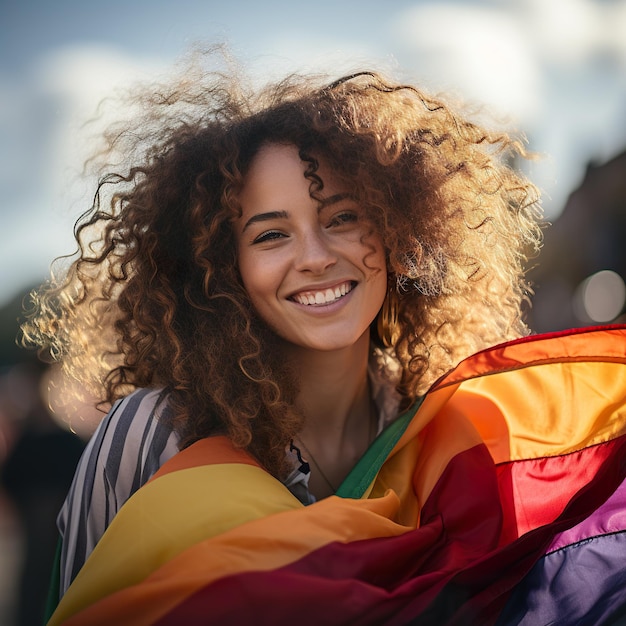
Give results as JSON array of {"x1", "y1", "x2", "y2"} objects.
[{"x1": 1, "y1": 0, "x2": 625, "y2": 623}]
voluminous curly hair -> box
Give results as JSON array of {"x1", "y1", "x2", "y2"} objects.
[{"x1": 22, "y1": 52, "x2": 543, "y2": 478}]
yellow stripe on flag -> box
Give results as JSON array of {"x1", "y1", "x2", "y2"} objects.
[{"x1": 50, "y1": 463, "x2": 302, "y2": 625}]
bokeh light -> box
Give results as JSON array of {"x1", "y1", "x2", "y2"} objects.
[{"x1": 573, "y1": 269, "x2": 626, "y2": 323}]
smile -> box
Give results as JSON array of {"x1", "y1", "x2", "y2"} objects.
[{"x1": 291, "y1": 281, "x2": 355, "y2": 306}]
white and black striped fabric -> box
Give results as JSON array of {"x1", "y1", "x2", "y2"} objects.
[{"x1": 57, "y1": 388, "x2": 180, "y2": 595}]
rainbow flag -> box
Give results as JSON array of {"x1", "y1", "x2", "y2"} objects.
[{"x1": 48, "y1": 326, "x2": 626, "y2": 625}]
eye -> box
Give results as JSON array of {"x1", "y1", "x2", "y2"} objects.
[
  {"x1": 253, "y1": 230, "x2": 286, "y2": 244},
  {"x1": 327, "y1": 211, "x2": 359, "y2": 228}
]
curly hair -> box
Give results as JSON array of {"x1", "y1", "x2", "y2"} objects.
[{"x1": 21, "y1": 52, "x2": 543, "y2": 478}]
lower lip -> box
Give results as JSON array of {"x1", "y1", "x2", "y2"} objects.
[{"x1": 290, "y1": 286, "x2": 356, "y2": 313}]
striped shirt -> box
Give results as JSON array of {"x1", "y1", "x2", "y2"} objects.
[{"x1": 57, "y1": 369, "x2": 400, "y2": 597}]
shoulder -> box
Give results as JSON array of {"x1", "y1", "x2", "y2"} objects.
[
  {"x1": 87, "y1": 387, "x2": 181, "y2": 492},
  {"x1": 57, "y1": 388, "x2": 181, "y2": 594},
  {"x1": 61, "y1": 387, "x2": 181, "y2": 529},
  {"x1": 97, "y1": 387, "x2": 174, "y2": 441}
]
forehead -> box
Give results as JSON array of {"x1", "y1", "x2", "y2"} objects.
[
  {"x1": 239, "y1": 143, "x2": 343, "y2": 207},
  {"x1": 243, "y1": 143, "x2": 307, "y2": 191}
]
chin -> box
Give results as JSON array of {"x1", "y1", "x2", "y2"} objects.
[{"x1": 284, "y1": 330, "x2": 371, "y2": 354}]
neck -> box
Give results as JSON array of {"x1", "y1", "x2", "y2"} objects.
[
  {"x1": 287, "y1": 330, "x2": 372, "y2": 446},
  {"x1": 284, "y1": 331, "x2": 378, "y2": 499}
]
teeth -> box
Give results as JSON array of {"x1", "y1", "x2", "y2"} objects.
[{"x1": 294, "y1": 282, "x2": 353, "y2": 306}]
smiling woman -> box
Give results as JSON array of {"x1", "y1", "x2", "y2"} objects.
[{"x1": 19, "y1": 50, "x2": 626, "y2": 625}]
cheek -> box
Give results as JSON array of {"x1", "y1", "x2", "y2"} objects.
[
  {"x1": 372, "y1": 264, "x2": 389, "y2": 312},
  {"x1": 364, "y1": 238, "x2": 388, "y2": 284},
  {"x1": 239, "y1": 259, "x2": 266, "y2": 298},
  {"x1": 373, "y1": 243, "x2": 390, "y2": 300},
  {"x1": 357, "y1": 238, "x2": 389, "y2": 318},
  {"x1": 237, "y1": 249, "x2": 261, "y2": 298},
  {"x1": 237, "y1": 252, "x2": 281, "y2": 321}
]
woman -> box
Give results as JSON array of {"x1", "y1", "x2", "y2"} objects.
[{"x1": 23, "y1": 56, "x2": 626, "y2": 625}]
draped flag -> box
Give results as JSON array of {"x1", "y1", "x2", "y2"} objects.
[{"x1": 48, "y1": 326, "x2": 626, "y2": 625}]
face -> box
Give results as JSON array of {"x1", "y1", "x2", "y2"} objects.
[{"x1": 235, "y1": 143, "x2": 388, "y2": 354}]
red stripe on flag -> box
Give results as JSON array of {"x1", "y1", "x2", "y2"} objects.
[{"x1": 496, "y1": 436, "x2": 626, "y2": 540}]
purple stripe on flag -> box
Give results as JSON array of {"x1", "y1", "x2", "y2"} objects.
[
  {"x1": 546, "y1": 475, "x2": 626, "y2": 554},
  {"x1": 497, "y1": 531, "x2": 626, "y2": 625}
]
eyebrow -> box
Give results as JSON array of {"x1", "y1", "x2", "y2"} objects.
[
  {"x1": 241, "y1": 194, "x2": 354, "y2": 232},
  {"x1": 242, "y1": 210, "x2": 289, "y2": 232}
]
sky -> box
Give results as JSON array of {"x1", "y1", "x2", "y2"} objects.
[{"x1": 1, "y1": 0, "x2": 626, "y2": 307}]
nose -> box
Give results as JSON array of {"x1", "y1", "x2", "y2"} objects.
[{"x1": 294, "y1": 229, "x2": 337, "y2": 274}]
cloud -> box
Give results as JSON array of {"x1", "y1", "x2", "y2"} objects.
[
  {"x1": 389, "y1": 0, "x2": 626, "y2": 219},
  {"x1": 241, "y1": 34, "x2": 395, "y2": 86},
  {"x1": 390, "y1": 3, "x2": 542, "y2": 123},
  {"x1": 0, "y1": 44, "x2": 166, "y2": 306},
  {"x1": 34, "y1": 44, "x2": 166, "y2": 195},
  {"x1": 522, "y1": 0, "x2": 626, "y2": 65}
]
